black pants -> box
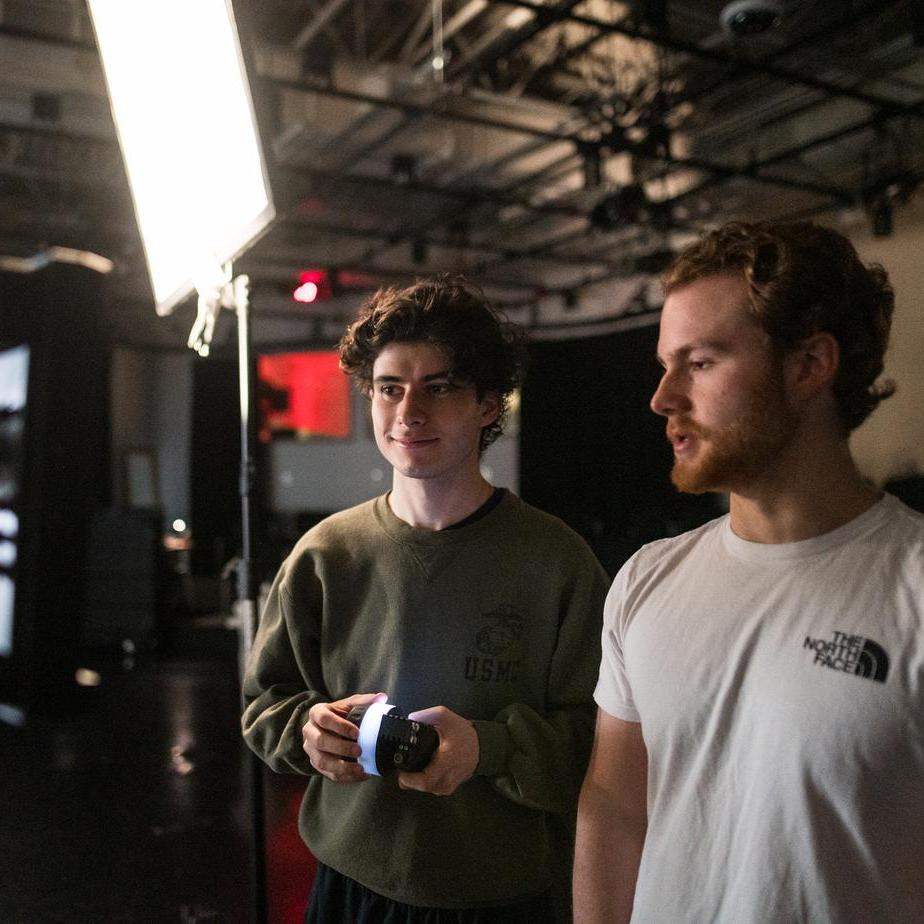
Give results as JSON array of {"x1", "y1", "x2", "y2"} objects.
[{"x1": 305, "y1": 863, "x2": 557, "y2": 924}]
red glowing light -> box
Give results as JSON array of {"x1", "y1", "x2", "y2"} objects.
[
  {"x1": 293, "y1": 281, "x2": 318, "y2": 303},
  {"x1": 293, "y1": 268, "x2": 331, "y2": 304}
]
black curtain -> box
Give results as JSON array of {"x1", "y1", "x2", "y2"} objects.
[
  {"x1": 520, "y1": 324, "x2": 722, "y2": 577},
  {"x1": 0, "y1": 266, "x2": 111, "y2": 706},
  {"x1": 191, "y1": 356, "x2": 242, "y2": 575}
]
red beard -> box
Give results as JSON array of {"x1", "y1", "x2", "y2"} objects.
[{"x1": 669, "y1": 374, "x2": 796, "y2": 494}]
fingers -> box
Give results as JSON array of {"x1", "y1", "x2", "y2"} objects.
[
  {"x1": 314, "y1": 727, "x2": 361, "y2": 760},
  {"x1": 397, "y1": 705, "x2": 479, "y2": 796},
  {"x1": 311, "y1": 752, "x2": 367, "y2": 784},
  {"x1": 315, "y1": 692, "x2": 387, "y2": 740},
  {"x1": 406, "y1": 705, "x2": 447, "y2": 725},
  {"x1": 398, "y1": 769, "x2": 456, "y2": 796},
  {"x1": 302, "y1": 692, "x2": 386, "y2": 784}
]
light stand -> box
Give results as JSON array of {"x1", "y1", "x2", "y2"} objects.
[
  {"x1": 187, "y1": 263, "x2": 266, "y2": 923},
  {"x1": 189, "y1": 264, "x2": 261, "y2": 665}
]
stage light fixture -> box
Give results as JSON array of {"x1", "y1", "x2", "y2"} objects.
[
  {"x1": 293, "y1": 269, "x2": 332, "y2": 304},
  {"x1": 590, "y1": 185, "x2": 650, "y2": 231},
  {"x1": 867, "y1": 196, "x2": 894, "y2": 238},
  {"x1": 293, "y1": 282, "x2": 319, "y2": 304},
  {"x1": 87, "y1": 0, "x2": 274, "y2": 318},
  {"x1": 580, "y1": 144, "x2": 602, "y2": 190}
]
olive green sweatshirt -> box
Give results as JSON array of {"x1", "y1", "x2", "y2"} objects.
[{"x1": 242, "y1": 491, "x2": 608, "y2": 909}]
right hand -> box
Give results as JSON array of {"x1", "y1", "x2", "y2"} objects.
[{"x1": 302, "y1": 692, "x2": 387, "y2": 783}]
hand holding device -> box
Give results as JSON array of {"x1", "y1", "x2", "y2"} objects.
[
  {"x1": 397, "y1": 705, "x2": 480, "y2": 797},
  {"x1": 302, "y1": 691, "x2": 387, "y2": 783}
]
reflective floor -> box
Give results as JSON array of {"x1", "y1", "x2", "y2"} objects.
[{"x1": 0, "y1": 636, "x2": 254, "y2": 923}]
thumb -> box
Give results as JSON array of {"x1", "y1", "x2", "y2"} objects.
[
  {"x1": 407, "y1": 706, "x2": 442, "y2": 725},
  {"x1": 344, "y1": 691, "x2": 389, "y2": 709}
]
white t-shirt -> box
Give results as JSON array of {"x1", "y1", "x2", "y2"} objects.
[{"x1": 595, "y1": 494, "x2": 924, "y2": 923}]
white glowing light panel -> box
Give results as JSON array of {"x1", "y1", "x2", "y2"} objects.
[
  {"x1": 88, "y1": 0, "x2": 274, "y2": 315},
  {"x1": 0, "y1": 345, "x2": 28, "y2": 658}
]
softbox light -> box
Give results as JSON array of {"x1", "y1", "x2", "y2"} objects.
[{"x1": 88, "y1": 0, "x2": 274, "y2": 316}]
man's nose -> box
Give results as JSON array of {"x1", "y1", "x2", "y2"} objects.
[
  {"x1": 397, "y1": 390, "x2": 426, "y2": 426},
  {"x1": 650, "y1": 369, "x2": 689, "y2": 417}
]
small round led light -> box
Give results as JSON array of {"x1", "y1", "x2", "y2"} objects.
[
  {"x1": 347, "y1": 702, "x2": 439, "y2": 776},
  {"x1": 293, "y1": 281, "x2": 319, "y2": 304}
]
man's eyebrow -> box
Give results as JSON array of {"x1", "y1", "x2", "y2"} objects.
[
  {"x1": 656, "y1": 340, "x2": 731, "y2": 365},
  {"x1": 372, "y1": 369, "x2": 453, "y2": 383}
]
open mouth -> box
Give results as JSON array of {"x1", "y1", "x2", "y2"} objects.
[{"x1": 668, "y1": 429, "x2": 695, "y2": 455}]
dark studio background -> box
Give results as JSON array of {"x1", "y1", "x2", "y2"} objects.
[
  {"x1": 522, "y1": 325, "x2": 722, "y2": 577},
  {"x1": 0, "y1": 264, "x2": 724, "y2": 923}
]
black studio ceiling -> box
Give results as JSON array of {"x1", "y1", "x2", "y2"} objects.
[{"x1": 0, "y1": 0, "x2": 922, "y2": 345}]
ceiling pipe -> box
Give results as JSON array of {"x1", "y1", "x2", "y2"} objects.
[
  {"x1": 0, "y1": 244, "x2": 113, "y2": 274},
  {"x1": 268, "y1": 76, "x2": 854, "y2": 201},
  {"x1": 293, "y1": 0, "x2": 351, "y2": 51},
  {"x1": 486, "y1": 0, "x2": 924, "y2": 119},
  {"x1": 275, "y1": 214, "x2": 618, "y2": 270},
  {"x1": 409, "y1": 0, "x2": 489, "y2": 64}
]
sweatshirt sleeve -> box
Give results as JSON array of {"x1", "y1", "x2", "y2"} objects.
[
  {"x1": 240, "y1": 558, "x2": 326, "y2": 776},
  {"x1": 469, "y1": 554, "x2": 609, "y2": 816}
]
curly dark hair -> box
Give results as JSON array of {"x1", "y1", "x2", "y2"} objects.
[
  {"x1": 663, "y1": 221, "x2": 896, "y2": 433},
  {"x1": 338, "y1": 277, "x2": 526, "y2": 451}
]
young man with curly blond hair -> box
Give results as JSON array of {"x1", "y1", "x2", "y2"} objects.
[{"x1": 574, "y1": 222, "x2": 924, "y2": 923}]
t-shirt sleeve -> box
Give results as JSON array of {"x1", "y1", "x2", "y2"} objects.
[{"x1": 594, "y1": 560, "x2": 640, "y2": 723}]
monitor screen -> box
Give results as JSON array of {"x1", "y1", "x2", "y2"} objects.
[{"x1": 257, "y1": 351, "x2": 351, "y2": 442}]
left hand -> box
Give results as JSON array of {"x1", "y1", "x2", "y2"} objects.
[{"x1": 397, "y1": 705, "x2": 479, "y2": 796}]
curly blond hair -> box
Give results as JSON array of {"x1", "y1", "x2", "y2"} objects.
[{"x1": 664, "y1": 221, "x2": 895, "y2": 432}]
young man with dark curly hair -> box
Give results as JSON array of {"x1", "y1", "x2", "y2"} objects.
[
  {"x1": 574, "y1": 221, "x2": 924, "y2": 923},
  {"x1": 242, "y1": 279, "x2": 609, "y2": 922}
]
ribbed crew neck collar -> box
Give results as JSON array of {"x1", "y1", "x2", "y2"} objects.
[
  {"x1": 721, "y1": 493, "x2": 894, "y2": 563},
  {"x1": 373, "y1": 490, "x2": 514, "y2": 547}
]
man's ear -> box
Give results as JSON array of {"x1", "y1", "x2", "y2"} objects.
[
  {"x1": 480, "y1": 391, "x2": 501, "y2": 426},
  {"x1": 786, "y1": 331, "x2": 840, "y2": 398}
]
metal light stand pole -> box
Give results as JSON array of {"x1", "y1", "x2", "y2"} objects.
[{"x1": 189, "y1": 264, "x2": 267, "y2": 924}]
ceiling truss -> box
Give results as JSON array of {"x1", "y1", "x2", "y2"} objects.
[{"x1": 0, "y1": 0, "x2": 921, "y2": 343}]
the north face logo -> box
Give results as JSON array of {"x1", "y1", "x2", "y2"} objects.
[{"x1": 803, "y1": 631, "x2": 890, "y2": 683}]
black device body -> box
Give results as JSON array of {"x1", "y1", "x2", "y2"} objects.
[{"x1": 346, "y1": 704, "x2": 439, "y2": 775}]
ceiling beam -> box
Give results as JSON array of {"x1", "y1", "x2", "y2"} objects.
[
  {"x1": 446, "y1": 0, "x2": 585, "y2": 83},
  {"x1": 293, "y1": 0, "x2": 352, "y2": 51},
  {"x1": 487, "y1": 0, "x2": 924, "y2": 119},
  {"x1": 268, "y1": 76, "x2": 854, "y2": 201}
]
